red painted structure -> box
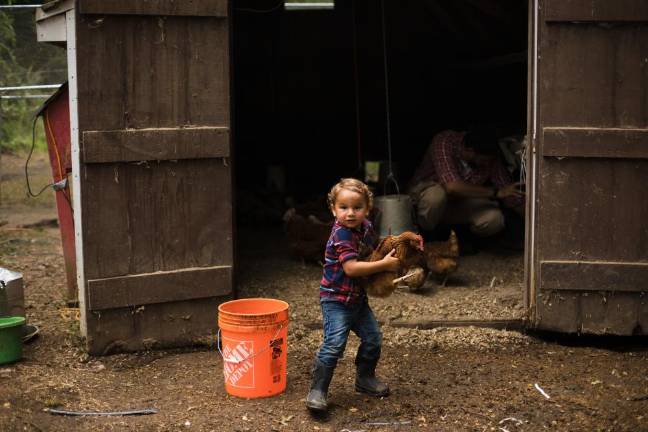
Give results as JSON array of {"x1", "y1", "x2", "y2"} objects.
[{"x1": 36, "y1": 83, "x2": 77, "y2": 302}]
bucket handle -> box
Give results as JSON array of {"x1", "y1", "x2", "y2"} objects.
[
  {"x1": 383, "y1": 172, "x2": 400, "y2": 196},
  {"x1": 217, "y1": 323, "x2": 284, "y2": 365}
]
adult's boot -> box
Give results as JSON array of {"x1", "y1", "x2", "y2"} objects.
[
  {"x1": 305, "y1": 359, "x2": 335, "y2": 411},
  {"x1": 355, "y1": 357, "x2": 390, "y2": 397}
]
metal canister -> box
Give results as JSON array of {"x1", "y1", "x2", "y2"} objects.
[
  {"x1": 0, "y1": 268, "x2": 24, "y2": 318},
  {"x1": 0, "y1": 281, "x2": 8, "y2": 317},
  {"x1": 373, "y1": 194, "x2": 416, "y2": 238}
]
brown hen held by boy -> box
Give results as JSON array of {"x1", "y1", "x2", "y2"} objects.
[{"x1": 359, "y1": 231, "x2": 428, "y2": 297}]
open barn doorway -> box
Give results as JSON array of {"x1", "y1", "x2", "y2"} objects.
[{"x1": 231, "y1": 0, "x2": 529, "y2": 327}]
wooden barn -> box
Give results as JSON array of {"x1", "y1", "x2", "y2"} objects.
[{"x1": 36, "y1": 0, "x2": 648, "y2": 354}]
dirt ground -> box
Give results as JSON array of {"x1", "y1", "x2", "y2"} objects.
[{"x1": 1, "y1": 152, "x2": 647, "y2": 432}]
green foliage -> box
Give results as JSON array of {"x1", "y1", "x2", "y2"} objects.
[
  {"x1": 1, "y1": 96, "x2": 47, "y2": 154},
  {"x1": 0, "y1": 7, "x2": 66, "y2": 154},
  {"x1": 0, "y1": 12, "x2": 16, "y2": 74}
]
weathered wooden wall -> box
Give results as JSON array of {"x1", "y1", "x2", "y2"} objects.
[
  {"x1": 76, "y1": 0, "x2": 233, "y2": 354},
  {"x1": 534, "y1": 0, "x2": 648, "y2": 334}
]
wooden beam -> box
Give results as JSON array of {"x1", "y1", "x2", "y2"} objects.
[
  {"x1": 542, "y1": 127, "x2": 648, "y2": 159},
  {"x1": 79, "y1": 0, "x2": 228, "y2": 17},
  {"x1": 389, "y1": 319, "x2": 526, "y2": 331},
  {"x1": 83, "y1": 127, "x2": 230, "y2": 163},
  {"x1": 87, "y1": 265, "x2": 232, "y2": 311},
  {"x1": 540, "y1": 260, "x2": 648, "y2": 292},
  {"x1": 544, "y1": 0, "x2": 648, "y2": 22},
  {"x1": 305, "y1": 319, "x2": 525, "y2": 331}
]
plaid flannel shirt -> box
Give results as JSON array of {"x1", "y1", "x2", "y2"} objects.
[
  {"x1": 319, "y1": 219, "x2": 375, "y2": 304},
  {"x1": 411, "y1": 130, "x2": 523, "y2": 208}
]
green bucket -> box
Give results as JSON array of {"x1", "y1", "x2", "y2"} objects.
[{"x1": 0, "y1": 316, "x2": 25, "y2": 364}]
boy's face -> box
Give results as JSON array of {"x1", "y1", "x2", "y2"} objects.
[{"x1": 331, "y1": 189, "x2": 369, "y2": 230}]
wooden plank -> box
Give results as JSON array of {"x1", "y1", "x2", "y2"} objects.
[
  {"x1": 83, "y1": 127, "x2": 230, "y2": 163},
  {"x1": 389, "y1": 319, "x2": 526, "y2": 331},
  {"x1": 87, "y1": 265, "x2": 231, "y2": 311},
  {"x1": 605, "y1": 293, "x2": 641, "y2": 334},
  {"x1": 539, "y1": 23, "x2": 648, "y2": 128},
  {"x1": 36, "y1": 13, "x2": 67, "y2": 43},
  {"x1": 86, "y1": 296, "x2": 229, "y2": 355},
  {"x1": 536, "y1": 291, "x2": 645, "y2": 335},
  {"x1": 579, "y1": 291, "x2": 610, "y2": 333},
  {"x1": 82, "y1": 160, "x2": 232, "y2": 280},
  {"x1": 545, "y1": 0, "x2": 648, "y2": 22},
  {"x1": 305, "y1": 319, "x2": 526, "y2": 331},
  {"x1": 77, "y1": 15, "x2": 230, "y2": 131},
  {"x1": 540, "y1": 261, "x2": 648, "y2": 292},
  {"x1": 534, "y1": 1, "x2": 648, "y2": 335},
  {"x1": 79, "y1": 0, "x2": 228, "y2": 17},
  {"x1": 537, "y1": 158, "x2": 648, "y2": 262},
  {"x1": 75, "y1": 6, "x2": 233, "y2": 353},
  {"x1": 639, "y1": 296, "x2": 648, "y2": 334},
  {"x1": 543, "y1": 127, "x2": 648, "y2": 158},
  {"x1": 580, "y1": 291, "x2": 642, "y2": 334},
  {"x1": 535, "y1": 291, "x2": 581, "y2": 333}
]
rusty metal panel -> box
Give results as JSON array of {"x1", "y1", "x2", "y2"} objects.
[
  {"x1": 75, "y1": 4, "x2": 233, "y2": 354},
  {"x1": 532, "y1": 1, "x2": 648, "y2": 334}
]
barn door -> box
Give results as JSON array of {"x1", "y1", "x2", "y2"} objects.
[
  {"x1": 530, "y1": 0, "x2": 648, "y2": 334},
  {"x1": 75, "y1": 0, "x2": 233, "y2": 354}
]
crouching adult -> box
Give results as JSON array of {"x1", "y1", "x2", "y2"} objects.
[{"x1": 409, "y1": 128, "x2": 524, "y2": 246}]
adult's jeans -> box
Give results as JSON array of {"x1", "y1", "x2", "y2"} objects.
[
  {"x1": 410, "y1": 180, "x2": 505, "y2": 236},
  {"x1": 316, "y1": 299, "x2": 382, "y2": 368}
]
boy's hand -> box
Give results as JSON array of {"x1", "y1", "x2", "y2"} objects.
[{"x1": 381, "y1": 249, "x2": 401, "y2": 272}]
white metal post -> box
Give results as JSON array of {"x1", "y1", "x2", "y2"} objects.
[
  {"x1": 528, "y1": 0, "x2": 539, "y2": 314},
  {"x1": 66, "y1": 8, "x2": 87, "y2": 336}
]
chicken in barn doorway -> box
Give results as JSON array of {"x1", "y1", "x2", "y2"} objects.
[
  {"x1": 424, "y1": 230, "x2": 460, "y2": 286},
  {"x1": 282, "y1": 208, "x2": 333, "y2": 264},
  {"x1": 359, "y1": 231, "x2": 428, "y2": 297}
]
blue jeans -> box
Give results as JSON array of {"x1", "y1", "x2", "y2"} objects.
[{"x1": 316, "y1": 299, "x2": 382, "y2": 368}]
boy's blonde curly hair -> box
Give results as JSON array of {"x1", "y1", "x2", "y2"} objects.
[{"x1": 327, "y1": 178, "x2": 374, "y2": 211}]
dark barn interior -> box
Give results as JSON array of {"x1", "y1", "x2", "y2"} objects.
[{"x1": 233, "y1": 0, "x2": 528, "y2": 215}]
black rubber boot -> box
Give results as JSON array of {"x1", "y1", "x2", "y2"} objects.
[
  {"x1": 305, "y1": 359, "x2": 335, "y2": 411},
  {"x1": 355, "y1": 357, "x2": 390, "y2": 397}
]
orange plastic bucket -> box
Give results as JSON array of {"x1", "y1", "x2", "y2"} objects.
[{"x1": 218, "y1": 298, "x2": 289, "y2": 398}]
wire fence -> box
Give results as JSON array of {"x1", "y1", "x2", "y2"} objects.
[
  {"x1": 1, "y1": 95, "x2": 51, "y2": 99},
  {"x1": 0, "y1": 5, "x2": 42, "y2": 9},
  {"x1": 0, "y1": 85, "x2": 62, "y2": 92},
  {"x1": 0, "y1": 84, "x2": 62, "y2": 101}
]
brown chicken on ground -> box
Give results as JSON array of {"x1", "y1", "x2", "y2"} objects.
[
  {"x1": 424, "y1": 230, "x2": 459, "y2": 286},
  {"x1": 283, "y1": 208, "x2": 332, "y2": 264}
]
